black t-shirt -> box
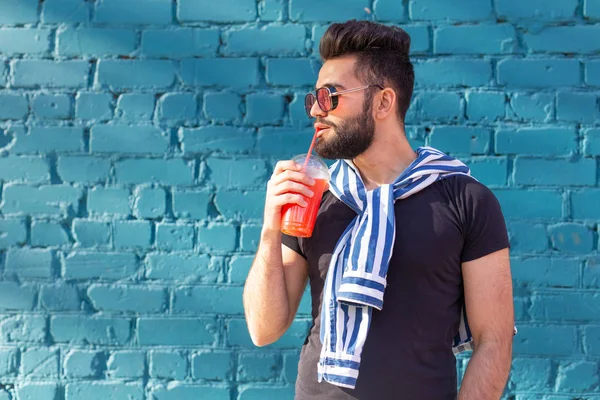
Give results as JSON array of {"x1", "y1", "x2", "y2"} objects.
[{"x1": 282, "y1": 175, "x2": 510, "y2": 400}]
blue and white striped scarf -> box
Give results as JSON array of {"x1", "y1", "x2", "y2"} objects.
[{"x1": 318, "y1": 146, "x2": 474, "y2": 389}]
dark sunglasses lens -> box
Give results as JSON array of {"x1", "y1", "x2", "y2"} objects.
[
  {"x1": 316, "y1": 88, "x2": 331, "y2": 111},
  {"x1": 304, "y1": 94, "x2": 315, "y2": 116}
]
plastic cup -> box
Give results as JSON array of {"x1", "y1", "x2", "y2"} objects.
[{"x1": 280, "y1": 154, "x2": 330, "y2": 238}]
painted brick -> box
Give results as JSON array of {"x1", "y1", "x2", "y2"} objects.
[
  {"x1": 241, "y1": 225, "x2": 261, "y2": 252},
  {"x1": 178, "y1": 0, "x2": 256, "y2": 22},
  {"x1": 40, "y1": 283, "x2": 81, "y2": 311},
  {"x1": 514, "y1": 157, "x2": 596, "y2": 186},
  {"x1": 0, "y1": 156, "x2": 49, "y2": 183},
  {"x1": 415, "y1": 59, "x2": 492, "y2": 87},
  {"x1": 115, "y1": 159, "x2": 195, "y2": 185},
  {"x1": 32, "y1": 94, "x2": 72, "y2": 120},
  {"x1": 65, "y1": 383, "x2": 144, "y2": 400},
  {"x1": 419, "y1": 92, "x2": 462, "y2": 122},
  {"x1": 57, "y1": 156, "x2": 111, "y2": 183},
  {"x1": 2, "y1": 184, "x2": 82, "y2": 216},
  {"x1": 258, "y1": 127, "x2": 314, "y2": 158},
  {"x1": 95, "y1": 60, "x2": 176, "y2": 90},
  {"x1": 435, "y1": 24, "x2": 517, "y2": 54},
  {"x1": 583, "y1": 128, "x2": 600, "y2": 156},
  {"x1": 92, "y1": 125, "x2": 167, "y2": 154},
  {"x1": 142, "y1": 28, "x2": 219, "y2": 58},
  {"x1": 572, "y1": 189, "x2": 600, "y2": 219},
  {"x1": 151, "y1": 384, "x2": 230, "y2": 400},
  {"x1": 259, "y1": 0, "x2": 286, "y2": 21},
  {"x1": 549, "y1": 223, "x2": 595, "y2": 254},
  {"x1": 585, "y1": 0, "x2": 600, "y2": 18},
  {"x1": 284, "y1": 352, "x2": 300, "y2": 384},
  {"x1": 374, "y1": 0, "x2": 407, "y2": 20},
  {"x1": 0, "y1": 92, "x2": 28, "y2": 120},
  {"x1": 75, "y1": 92, "x2": 113, "y2": 121},
  {"x1": 192, "y1": 351, "x2": 233, "y2": 380},
  {"x1": 429, "y1": 126, "x2": 490, "y2": 155},
  {"x1": 0, "y1": 348, "x2": 17, "y2": 376},
  {"x1": 134, "y1": 187, "x2": 166, "y2": 219},
  {"x1": 246, "y1": 93, "x2": 286, "y2": 125},
  {"x1": 238, "y1": 352, "x2": 279, "y2": 381},
  {"x1": 496, "y1": 127, "x2": 577, "y2": 156},
  {"x1": 150, "y1": 351, "x2": 187, "y2": 380},
  {"x1": 137, "y1": 318, "x2": 218, "y2": 346},
  {"x1": 584, "y1": 326, "x2": 600, "y2": 355},
  {"x1": 63, "y1": 252, "x2": 138, "y2": 281},
  {"x1": 114, "y1": 221, "x2": 152, "y2": 249},
  {"x1": 88, "y1": 187, "x2": 131, "y2": 217},
  {"x1": 496, "y1": 0, "x2": 578, "y2": 20},
  {"x1": 203, "y1": 92, "x2": 243, "y2": 123},
  {"x1": 290, "y1": 0, "x2": 370, "y2": 22},
  {"x1": 12, "y1": 60, "x2": 89, "y2": 89},
  {"x1": 174, "y1": 285, "x2": 243, "y2": 315},
  {"x1": 64, "y1": 350, "x2": 105, "y2": 378},
  {"x1": 214, "y1": 190, "x2": 265, "y2": 220},
  {"x1": 158, "y1": 93, "x2": 198, "y2": 122},
  {"x1": 5, "y1": 248, "x2": 54, "y2": 279},
  {"x1": 497, "y1": 59, "x2": 580, "y2": 88},
  {"x1": 508, "y1": 92, "x2": 554, "y2": 122},
  {"x1": 229, "y1": 255, "x2": 254, "y2": 284},
  {"x1": 531, "y1": 292, "x2": 600, "y2": 321},
  {"x1": 42, "y1": 0, "x2": 90, "y2": 23},
  {"x1": 94, "y1": 0, "x2": 172, "y2": 24},
  {"x1": 183, "y1": 126, "x2": 254, "y2": 154},
  {"x1": 409, "y1": 0, "x2": 492, "y2": 21},
  {"x1": 507, "y1": 221, "x2": 548, "y2": 254},
  {"x1": 465, "y1": 91, "x2": 505, "y2": 121},
  {"x1": 57, "y1": 28, "x2": 136, "y2": 56},
  {"x1": 181, "y1": 58, "x2": 260, "y2": 88},
  {"x1": 207, "y1": 158, "x2": 267, "y2": 188},
  {"x1": 559, "y1": 92, "x2": 600, "y2": 124},
  {"x1": 508, "y1": 358, "x2": 552, "y2": 391},
  {"x1": 12, "y1": 126, "x2": 84, "y2": 154},
  {"x1": 51, "y1": 315, "x2": 132, "y2": 345},
  {"x1": 173, "y1": 189, "x2": 211, "y2": 220},
  {"x1": 145, "y1": 253, "x2": 218, "y2": 283},
  {"x1": 73, "y1": 219, "x2": 111, "y2": 248},
  {"x1": 494, "y1": 189, "x2": 563, "y2": 219},
  {"x1": 586, "y1": 60, "x2": 600, "y2": 86},
  {"x1": 311, "y1": 25, "x2": 328, "y2": 54},
  {"x1": 402, "y1": 25, "x2": 430, "y2": 54},
  {"x1": 512, "y1": 258, "x2": 579, "y2": 288},
  {"x1": 16, "y1": 383, "x2": 58, "y2": 400},
  {"x1": 88, "y1": 284, "x2": 166, "y2": 313},
  {"x1": 198, "y1": 223, "x2": 238, "y2": 254},
  {"x1": 0, "y1": 0, "x2": 39, "y2": 24},
  {"x1": 31, "y1": 221, "x2": 71, "y2": 247},
  {"x1": 513, "y1": 325, "x2": 577, "y2": 356},
  {"x1": 228, "y1": 318, "x2": 311, "y2": 348},
  {"x1": 238, "y1": 387, "x2": 296, "y2": 400},
  {"x1": 265, "y1": 58, "x2": 320, "y2": 86},
  {"x1": 115, "y1": 94, "x2": 155, "y2": 121},
  {"x1": 107, "y1": 351, "x2": 144, "y2": 378},
  {"x1": 156, "y1": 223, "x2": 195, "y2": 251},
  {"x1": 0, "y1": 28, "x2": 50, "y2": 56},
  {"x1": 0, "y1": 218, "x2": 27, "y2": 248},
  {"x1": 20, "y1": 349, "x2": 59, "y2": 378},
  {"x1": 0, "y1": 315, "x2": 46, "y2": 343},
  {"x1": 467, "y1": 157, "x2": 508, "y2": 186},
  {"x1": 556, "y1": 361, "x2": 599, "y2": 392},
  {"x1": 526, "y1": 26, "x2": 600, "y2": 54},
  {"x1": 225, "y1": 25, "x2": 306, "y2": 56}
]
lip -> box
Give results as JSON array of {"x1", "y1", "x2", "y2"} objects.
[{"x1": 314, "y1": 123, "x2": 331, "y2": 137}]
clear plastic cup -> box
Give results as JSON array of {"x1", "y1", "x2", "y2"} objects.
[{"x1": 280, "y1": 154, "x2": 330, "y2": 238}]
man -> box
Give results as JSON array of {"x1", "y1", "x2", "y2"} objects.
[{"x1": 243, "y1": 20, "x2": 514, "y2": 400}]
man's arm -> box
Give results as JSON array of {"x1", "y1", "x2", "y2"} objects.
[{"x1": 458, "y1": 248, "x2": 514, "y2": 400}]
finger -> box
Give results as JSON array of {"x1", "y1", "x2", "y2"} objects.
[
  {"x1": 272, "y1": 160, "x2": 302, "y2": 176},
  {"x1": 271, "y1": 181, "x2": 314, "y2": 197},
  {"x1": 270, "y1": 170, "x2": 315, "y2": 187},
  {"x1": 275, "y1": 193, "x2": 308, "y2": 207}
]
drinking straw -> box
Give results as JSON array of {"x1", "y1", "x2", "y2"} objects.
[{"x1": 303, "y1": 129, "x2": 318, "y2": 171}]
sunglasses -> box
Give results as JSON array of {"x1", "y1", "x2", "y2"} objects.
[{"x1": 304, "y1": 84, "x2": 384, "y2": 118}]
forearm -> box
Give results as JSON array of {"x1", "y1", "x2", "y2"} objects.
[
  {"x1": 458, "y1": 340, "x2": 512, "y2": 400},
  {"x1": 243, "y1": 228, "x2": 291, "y2": 346}
]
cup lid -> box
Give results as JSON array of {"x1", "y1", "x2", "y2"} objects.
[{"x1": 292, "y1": 153, "x2": 329, "y2": 179}]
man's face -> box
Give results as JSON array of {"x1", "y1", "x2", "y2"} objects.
[{"x1": 311, "y1": 56, "x2": 376, "y2": 160}]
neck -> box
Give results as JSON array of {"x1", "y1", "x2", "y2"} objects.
[{"x1": 352, "y1": 125, "x2": 416, "y2": 191}]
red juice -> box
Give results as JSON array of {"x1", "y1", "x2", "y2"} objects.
[{"x1": 281, "y1": 178, "x2": 328, "y2": 238}]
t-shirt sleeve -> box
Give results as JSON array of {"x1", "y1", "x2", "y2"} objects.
[
  {"x1": 281, "y1": 232, "x2": 306, "y2": 258},
  {"x1": 459, "y1": 178, "x2": 510, "y2": 263}
]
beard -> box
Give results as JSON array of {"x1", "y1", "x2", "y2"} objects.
[{"x1": 314, "y1": 99, "x2": 375, "y2": 160}]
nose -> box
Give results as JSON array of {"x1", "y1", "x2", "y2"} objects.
[{"x1": 310, "y1": 98, "x2": 327, "y2": 119}]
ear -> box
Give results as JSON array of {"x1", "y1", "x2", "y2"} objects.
[{"x1": 373, "y1": 88, "x2": 396, "y2": 120}]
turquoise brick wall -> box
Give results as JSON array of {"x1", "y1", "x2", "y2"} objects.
[{"x1": 0, "y1": 0, "x2": 598, "y2": 399}]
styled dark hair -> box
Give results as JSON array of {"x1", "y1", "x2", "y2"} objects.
[{"x1": 319, "y1": 20, "x2": 415, "y2": 122}]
